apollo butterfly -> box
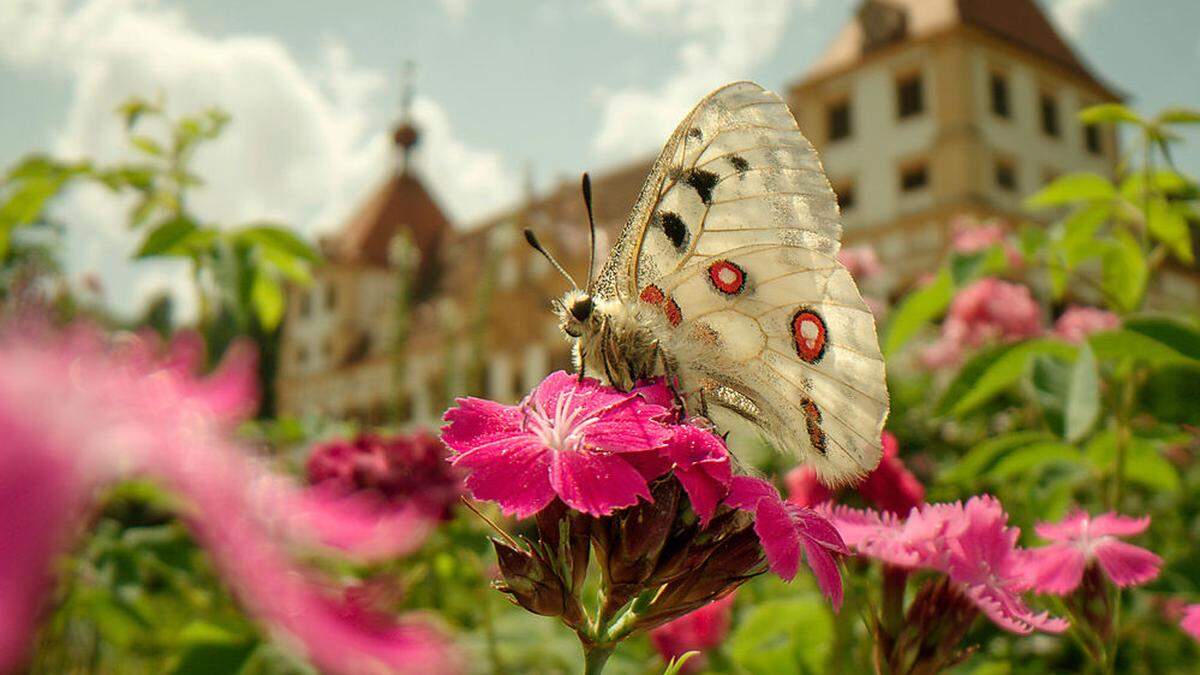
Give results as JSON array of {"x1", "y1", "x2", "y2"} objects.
[{"x1": 531, "y1": 82, "x2": 889, "y2": 485}]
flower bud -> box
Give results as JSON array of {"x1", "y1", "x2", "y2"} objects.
[{"x1": 491, "y1": 538, "x2": 570, "y2": 620}]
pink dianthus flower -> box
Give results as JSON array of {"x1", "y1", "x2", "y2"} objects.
[
  {"x1": 1052, "y1": 306, "x2": 1120, "y2": 344},
  {"x1": 1023, "y1": 511, "x2": 1161, "y2": 595},
  {"x1": 824, "y1": 496, "x2": 1067, "y2": 634},
  {"x1": 1181, "y1": 604, "x2": 1200, "y2": 643},
  {"x1": 922, "y1": 278, "x2": 1043, "y2": 368}
]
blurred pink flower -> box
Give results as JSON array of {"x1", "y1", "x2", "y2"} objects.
[
  {"x1": 786, "y1": 432, "x2": 924, "y2": 516},
  {"x1": 1181, "y1": 604, "x2": 1200, "y2": 642},
  {"x1": 649, "y1": 593, "x2": 735, "y2": 673},
  {"x1": 442, "y1": 371, "x2": 676, "y2": 517},
  {"x1": 308, "y1": 431, "x2": 463, "y2": 521},
  {"x1": 1024, "y1": 512, "x2": 1161, "y2": 595},
  {"x1": 922, "y1": 278, "x2": 1043, "y2": 368},
  {"x1": 0, "y1": 326, "x2": 458, "y2": 674},
  {"x1": 837, "y1": 246, "x2": 883, "y2": 281},
  {"x1": 824, "y1": 496, "x2": 1067, "y2": 634},
  {"x1": 726, "y1": 476, "x2": 847, "y2": 610},
  {"x1": 1052, "y1": 306, "x2": 1120, "y2": 344},
  {"x1": 949, "y1": 217, "x2": 1022, "y2": 267}
]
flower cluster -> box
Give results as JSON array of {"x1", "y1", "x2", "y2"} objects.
[
  {"x1": 1052, "y1": 305, "x2": 1121, "y2": 344},
  {"x1": 825, "y1": 495, "x2": 1067, "y2": 635},
  {"x1": 787, "y1": 431, "x2": 924, "y2": 515},
  {"x1": 441, "y1": 371, "x2": 846, "y2": 666},
  {"x1": 949, "y1": 216, "x2": 1023, "y2": 267},
  {"x1": 0, "y1": 325, "x2": 458, "y2": 674},
  {"x1": 308, "y1": 431, "x2": 464, "y2": 521},
  {"x1": 922, "y1": 278, "x2": 1043, "y2": 368},
  {"x1": 1024, "y1": 511, "x2": 1161, "y2": 594}
]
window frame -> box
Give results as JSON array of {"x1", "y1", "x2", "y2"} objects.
[
  {"x1": 989, "y1": 70, "x2": 1011, "y2": 119},
  {"x1": 1039, "y1": 91, "x2": 1060, "y2": 138},
  {"x1": 827, "y1": 97, "x2": 852, "y2": 143},
  {"x1": 898, "y1": 160, "x2": 930, "y2": 193},
  {"x1": 895, "y1": 71, "x2": 925, "y2": 119}
]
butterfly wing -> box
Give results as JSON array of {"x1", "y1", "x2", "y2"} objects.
[{"x1": 604, "y1": 81, "x2": 887, "y2": 483}]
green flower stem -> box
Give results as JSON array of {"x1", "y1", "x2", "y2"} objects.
[
  {"x1": 881, "y1": 565, "x2": 908, "y2": 638},
  {"x1": 582, "y1": 644, "x2": 614, "y2": 675}
]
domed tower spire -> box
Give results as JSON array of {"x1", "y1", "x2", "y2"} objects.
[{"x1": 392, "y1": 60, "x2": 419, "y2": 176}]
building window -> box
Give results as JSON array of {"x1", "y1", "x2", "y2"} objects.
[
  {"x1": 994, "y1": 158, "x2": 1017, "y2": 191},
  {"x1": 896, "y1": 73, "x2": 924, "y2": 119},
  {"x1": 1084, "y1": 123, "x2": 1103, "y2": 155},
  {"x1": 827, "y1": 99, "x2": 851, "y2": 142},
  {"x1": 990, "y1": 72, "x2": 1010, "y2": 118},
  {"x1": 1040, "y1": 93, "x2": 1060, "y2": 137},
  {"x1": 835, "y1": 181, "x2": 856, "y2": 211},
  {"x1": 899, "y1": 162, "x2": 929, "y2": 192}
]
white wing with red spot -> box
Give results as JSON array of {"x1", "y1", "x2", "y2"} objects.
[{"x1": 600, "y1": 82, "x2": 888, "y2": 484}]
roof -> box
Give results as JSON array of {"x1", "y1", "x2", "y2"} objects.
[{"x1": 799, "y1": 0, "x2": 1119, "y2": 99}]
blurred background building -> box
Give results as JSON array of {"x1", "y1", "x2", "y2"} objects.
[{"x1": 276, "y1": 0, "x2": 1190, "y2": 424}]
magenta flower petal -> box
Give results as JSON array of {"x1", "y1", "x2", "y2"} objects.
[
  {"x1": 802, "y1": 538, "x2": 845, "y2": 611},
  {"x1": 1182, "y1": 604, "x2": 1200, "y2": 642},
  {"x1": 662, "y1": 426, "x2": 732, "y2": 527},
  {"x1": 857, "y1": 432, "x2": 925, "y2": 515},
  {"x1": 454, "y1": 439, "x2": 555, "y2": 518},
  {"x1": 753, "y1": 493, "x2": 803, "y2": 581},
  {"x1": 550, "y1": 449, "x2": 651, "y2": 516},
  {"x1": 1093, "y1": 539, "x2": 1162, "y2": 588},
  {"x1": 785, "y1": 466, "x2": 833, "y2": 508},
  {"x1": 441, "y1": 396, "x2": 524, "y2": 454},
  {"x1": 961, "y1": 583, "x2": 1070, "y2": 635},
  {"x1": 1022, "y1": 543, "x2": 1086, "y2": 595},
  {"x1": 1030, "y1": 510, "x2": 1159, "y2": 592},
  {"x1": 725, "y1": 475, "x2": 777, "y2": 510}
]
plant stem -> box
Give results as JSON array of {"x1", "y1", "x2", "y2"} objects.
[
  {"x1": 1109, "y1": 372, "x2": 1138, "y2": 509},
  {"x1": 881, "y1": 566, "x2": 907, "y2": 638},
  {"x1": 582, "y1": 644, "x2": 614, "y2": 675}
]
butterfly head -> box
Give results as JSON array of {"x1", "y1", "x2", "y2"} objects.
[{"x1": 555, "y1": 289, "x2": 596, "y2": 338}]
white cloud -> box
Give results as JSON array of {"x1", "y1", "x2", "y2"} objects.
[
  {"x1": 591, "y1": 0, "x2": 809, "y2": 161},
  {"x1": 0, "y1": 0, "x2": 517, "y2": 320},
  {"x1": 1051, "y1": 0, "x2": 1110, "y2": 38}
]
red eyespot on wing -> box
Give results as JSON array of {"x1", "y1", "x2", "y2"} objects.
[
  {"x1": 639, "y1": 284, "x2": 665, "y2": 305},
  {"x1": 801, "y1": 397, "x2": 827, "y2": 455},
  {"x1": 663, "y1": 297, "x2": 683, "y2": 327},
  {"x1": 791, "y1": 308, "x2": 827, "y2": 363},
  {"x1": 707, "y1": 259, "x2": 746, "y2": 295}
]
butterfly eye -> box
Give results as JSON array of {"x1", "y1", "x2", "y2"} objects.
[{"x1": 569, "y1": 297, "x2": 593, "y2": 322}]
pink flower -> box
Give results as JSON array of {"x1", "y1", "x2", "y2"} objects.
[
  {"x1": 1052, "y1": 306, "x2": 1120, "y2": 344},
  {"x1": 442, "y1": 371, "x2": 676, "y2": 517},
  {"x1": 726, "y1": 476, "x2": 847, "y2": 610},
  {"x1": 1181, "y1": 604, "x2": 1200, "y2": 642},
  {"x1": 1024, "y1": 511, "x2": 1161, "y2": 595},
  {"x1": 824, "y1": 496, "x2": 1067, "y2": 634},
  {"x1": 660, "y1": 425, "x2": 733, "y2": 527},
  {"x1": 922, "y1": 278, "x2": 1042, "y2": 368},
  {"x1": 786, "y1": 432, "x2": 923, "y2": 516},
  {"x1": 0, "y1": 325, "x2": 458, "y2": 674},
  {"x1": 308, "y1": 431, "x2": 464, "y2": 521},
  {"x1": 649, "y1": 593, "x2": 735, "y2": 673},
  {"x1": 837, "y1": 246, "x2": 883, "y2": 281}
]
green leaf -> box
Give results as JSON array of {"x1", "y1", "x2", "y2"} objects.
[
  {"x1": 251, "y1": 269, "x2": 285, "y2": 331},
  {"x1": 884, "y1": 268, "x2": 953, "y2": 357},
  {"x1": 1140, "y1": 366, "x2": 1200, "y2": 425},
  {"x1": 1064, "y1": 343, "x2": 1100, "y2": 442},
  {"x1": 171, "y1": 621, "x2": 256, "y2": 675},
  {"x1": 1124, "y1": 316, "x2": 1200, "y2": 360},
  {"x1": 936, "y1": 343, "x2": 1014, "y2": 416},
  {"x1": 1085, "y1": 433, "x2": 1179, "y2": 492},
  {"x1": 135, "y1": 217, "x2": 199, "y2": 258},
  {"x1": 236, "y1": 224, "x2": 320, "y2": 262},
  {"x1": 945, "y1": 339, "x2": 1077, "y2": 417},
  {"x1": 1157, "y1": 107, "x2": 1200, "y2": 125},
  {"x1": 1100, "y1": 229, "x2": 1146, "y2": 312},
  {"x1": 260, "y1": 245, "x2": 312, "y2": 284},
  {"x1": 1119, "y1": 170, "x2": 1190, "y2": 201},
  {"x1": 940, "y1": 431, "x2": 1057, "y2": 485},
  {"x1": 1145, "y1": 197, "x2": 1194, "y2": 263},
  {"x1": 729, "y1": 597, "x2": 832, "y2": 675},
  {"x1": 663, "y1": 652, "x2": 702, "y2": 675},
  {"x1": 1079, "y1": 103, "x2": 1142, "y2": 126},
  {"x1": 1089, "y1": 329, "x2": 1200, "y2": 368},
  {"x1": 130, "y1": 134, "x2": 164, "y2": 157},
  {"x1": 986, "y1": 441, "x2": 1081, "y2": 480},
  {"x1": 1026, "y1": 173, "x2": 1115, "y2": 208}
]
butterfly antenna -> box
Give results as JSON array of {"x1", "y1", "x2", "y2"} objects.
[
  {"x1": 524, "y1": 228, "x2": 578, "y2": 288},
  {"x1": 581, "y1": 172, "x2": 597, "y2": 295}
]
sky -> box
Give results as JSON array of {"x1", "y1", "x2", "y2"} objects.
[{"x1": 1, "y1": 0, "x2": 1198, "y2": 320}]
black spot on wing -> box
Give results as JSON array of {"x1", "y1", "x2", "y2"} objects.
[
  {"x1": 687, "y1": 127, "x2": 703, "y2": 141},
  {"x1": 729, "y1": 155, "x2": 750, "y2": 173},
  {"x1": 656, "y1": 211, "x2": 689, "y2": 252},
  {"x1": 684, "y1": 168, "x2": 719, "y2": 205}
]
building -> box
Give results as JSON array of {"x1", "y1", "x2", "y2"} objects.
[
  {"x1": 278, "y1": 0, "x2": 1195, "y2": 424},
  {"x1": 787, "y1": 0, "x2": 1121, "y2": 288}
]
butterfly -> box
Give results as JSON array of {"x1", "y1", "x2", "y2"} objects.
[{"x1": 526, "y1": 81, "x2": 889, "y2": 485}]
